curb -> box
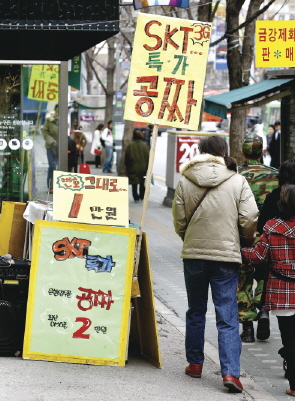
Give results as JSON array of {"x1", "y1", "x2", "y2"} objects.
[{"x1": 155, "y1": 297, "x2": 278, "y2": 401}]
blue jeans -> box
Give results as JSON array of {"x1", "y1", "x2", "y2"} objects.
[
  {"x1": 46, "y1": 147, "x2": 57, "y2": 189},
  {"x1": 183, "y1": 259, "x2": 241, "y2": 377},
  {"x1": 103, "y1": 146, "x2": 113, "y2": 172}
]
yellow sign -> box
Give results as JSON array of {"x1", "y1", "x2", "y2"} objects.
[
  {"x1": 53, "y1": 171, "x2": 129, "y2": 227},
  {"x1": 23, "y1": 221, "x2": 136, "y2": 366},
  {"x1": 256, "y1": 21, "x2": 295, "y2": 67},
  {"x1": 124, "y1": 13, "x2": 212, "y2": 130},
  {"x1": 28, "y1": 65, "x2": 59, "y2": 101}
]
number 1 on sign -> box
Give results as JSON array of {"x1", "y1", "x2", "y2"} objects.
[{"x1": 68, "y1": 193, "x2": 84, "y2": 218}]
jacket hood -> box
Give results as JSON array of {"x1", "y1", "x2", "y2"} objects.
[
  {"x1": 45, "y1": 111, "x2": 58, "y2": 122},
  {"x1": 264, "y1": 218, "x2": 295, "y2": 238},
  {"x1": 179, "y1": 153, "x2": 236, "y2": 187}
]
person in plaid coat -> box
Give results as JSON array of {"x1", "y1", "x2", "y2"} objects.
[{"x1": 241, "y1": 184, "x2": 295, "y2": 397}]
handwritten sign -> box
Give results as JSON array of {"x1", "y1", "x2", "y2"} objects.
[
  {"x1": 23, "y1": 221, "x2": 136, "y2": 366},
  {"x1": 256, "y1": 21, "x2": 295, "y2": 67},
  {"x1": 124, "y1": 13, "x2": 212, "y2": 130},
  {"x1": 28, "y1": 65, "x2": 59, "y2": 102},
  {"x1": 53, "y1": 171, "x2": 129, "y2": 227}
]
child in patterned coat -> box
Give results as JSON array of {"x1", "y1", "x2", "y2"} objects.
[{"x1": 241, "y1": 184, "x2": 295, "y2": 397}]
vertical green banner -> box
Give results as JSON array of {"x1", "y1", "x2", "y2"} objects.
[
  {"x1": 68, "y1": 55, "x2": 81, "y2": 91},
  {"x1": 23, "y1": 221, "x2": 136, "y2": 366}
]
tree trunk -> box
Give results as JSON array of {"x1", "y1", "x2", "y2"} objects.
[
  {"x1": 242, "y1": 0, "x2": 264, "y2": 86},
  {"x1": 118, "y1": 119, "x2": 134, "y2": 176},
  {"x1": 226, "y1": 0, "x2": 246, "y2": 164},
  {"x1": 197, "y1": 0, "x2": 212, "y2": 22},
  {"x1": 229, "y1": 109, "x2": 245, "y2": 165},
  {"x1": 105, "y1": 36, "x2": 116, "y2": 124},
  {"x1": 226, "y1": 0, "x2": 265, "y2": 164},
  {"x1": 85, "y1": 48, "x2": 94, "y2": 94}
]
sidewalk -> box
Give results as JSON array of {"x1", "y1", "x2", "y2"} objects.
[
  {"x1": 126, "y1": 171, "x2": 286, "y2": 401},
  {"x1": 3, "y1": 159, "x2": 283, "y2": 401},
  {"x1": 1, "y1": 303, "x2": 254, "y2": 401}
]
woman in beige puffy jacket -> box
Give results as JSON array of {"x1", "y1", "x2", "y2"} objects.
[{"x1": 172, "y1": 135, "x2": 258, "y2": 393}]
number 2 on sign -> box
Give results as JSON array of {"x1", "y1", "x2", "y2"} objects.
[
  {"x1": 72, "y1": 317, "x2": 91, "y2": 339},
  {"x1": 179, "y1": 142, "x2": 199, "y2": 164}
]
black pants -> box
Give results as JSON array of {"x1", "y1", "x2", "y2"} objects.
[
  {"x1": 95, "y1": 155, "x2": 101, "y2": 167},
  {"x1": 132, "y1": 181, "x2": 145, "y2": 201},
  {"x1": 277, "y1": 314, "x2": 295, "y2": 390},
  {"x1": 77, "y1": 151, "x2": 84, "y2": 164}
]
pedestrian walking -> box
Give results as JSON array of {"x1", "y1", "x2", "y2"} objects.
[
  {"x1": 91, "y1": 123, "x2": 104, "y2": 168},
  {"x1": 140, "y1": 124, "x2": 153, "y2": 150},
  {"x1": 42, "y1": 104, "x2": 58, "y2": 194},
  {"x1": 102, "y1": 120, "x2": 113, "y2": 173},
  {"x1": 172, "y1": 135, "x2": 258, "y2": 393},
  {"x1": 72, "y1": 126, "x2": 87, "y2": 165},
  {"x1": 125, "y1": 129, "x2": 149, "y2": 202},
  {"x1": 268, "y1": 120, "x2": 281, "y2": 169},
  {"x1": 266, "y1": 124, "x2": 275, "y2": 148},
  {"x1": 237, "y1": 133, "x2": 278, "y2": 343},
  {"x1": 68, "y1": 136, "x2": 77, "y2": 173},
  {"x1": 241, "y1": 183, "x2": 295, "y2": 398}
]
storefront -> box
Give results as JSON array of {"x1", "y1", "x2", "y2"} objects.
[
  {"x1": 0, "y1": 63, "x2": 60, "y2": 201},
  {"x1": 0, "y1": 0, "x2": 119, "y2": 204}
]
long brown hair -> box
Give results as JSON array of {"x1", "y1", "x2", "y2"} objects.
[
  {"x1": 96, "y1": 123, "x2": 104, "y2": 131},
  {"x1": 199, "y1": 135, "x2": 237, "y2": 172}
]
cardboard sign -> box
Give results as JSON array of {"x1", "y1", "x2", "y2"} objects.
[
  {"x1": 28, "y1": 64, "x2": 59, "y2": 102},
  {"x1": 53, "y1": 171, "x2": 129, "y2": 227},
  {"x1": 256, "y1": 21, "x2": 295, "y2": 67},
  {"x1": 124, "y1": 13, "x2": 212, "y2": 130},
  {"x1": 23, "y1": 221, "x2": 136, "y2": 366}
]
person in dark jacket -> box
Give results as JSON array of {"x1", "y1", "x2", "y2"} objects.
[
  {"x1": 68, "y1": 136, "x2": 77, "y2": 173},
  {"x1": 242, "y1": 184, "x2": 295, "y2": 398},
  {"x1": 125, "y1": 129, "x2": 149, "y2": 202},
  {"x1": 140, "y1": 124, "x2": 153, "y2": 150},
  {"x1": 268, "y1": 121, "x2": 281, "y2": 169},
  {"x1": 258, "y1": 159, "x2": 295, "y2": 233},
  {"x1": 42, "y1": 105, "x2": 58, "y2": 193}
]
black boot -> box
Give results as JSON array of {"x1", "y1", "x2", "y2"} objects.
[
  {"x1": 256, "y1": 307, "x2": 270, "y2": 341},
  {"x1": 240, "y1": 321, "x2": 255, "y2": 342}
]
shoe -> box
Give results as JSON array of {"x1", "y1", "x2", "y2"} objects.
[
  {"x1": 134, "y1": 200, "x2": 139, "y2": 203},
  {"x1": 240, "y1": 321, "x2": 255, "y2": 342},
  {"x1": 286, "y1": 388, "x2": 295, "y2": 397},
  {"x1": 256, "y1": 308, "x2": 270, "y2": 340},
  {"x1": 223, "y1": 375, "x2": 243, "y2": 393},
  {"x1": 185, "y1": 364, "x2": 203, "y2": 378},
  {"x1": 48, "y1": 188, "x2": 53, "y2": 194}
]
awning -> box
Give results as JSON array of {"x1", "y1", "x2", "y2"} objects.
[{"x1": 204, "y1": 78, "x2": 295, "y2": 119}]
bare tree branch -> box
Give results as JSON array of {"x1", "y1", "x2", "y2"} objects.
[
  {"x1": 92, "y1": 58, "x2": 107, "y2": 71},
  {"x1": 210, "y1": 0, "x2": 220, "y2": 22},
  {"x1": 85, "y1": 51, "x2": 107, "y2": 94},
  {"x1": 120, "y1": 30, "x2": 133, "y2": 53},
  {"x1": 210, "y1": 0, "x2": 278, "y2": 47},
  {"x1": 120, "y1": 76, "x2": 129, "y2": 90}
]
